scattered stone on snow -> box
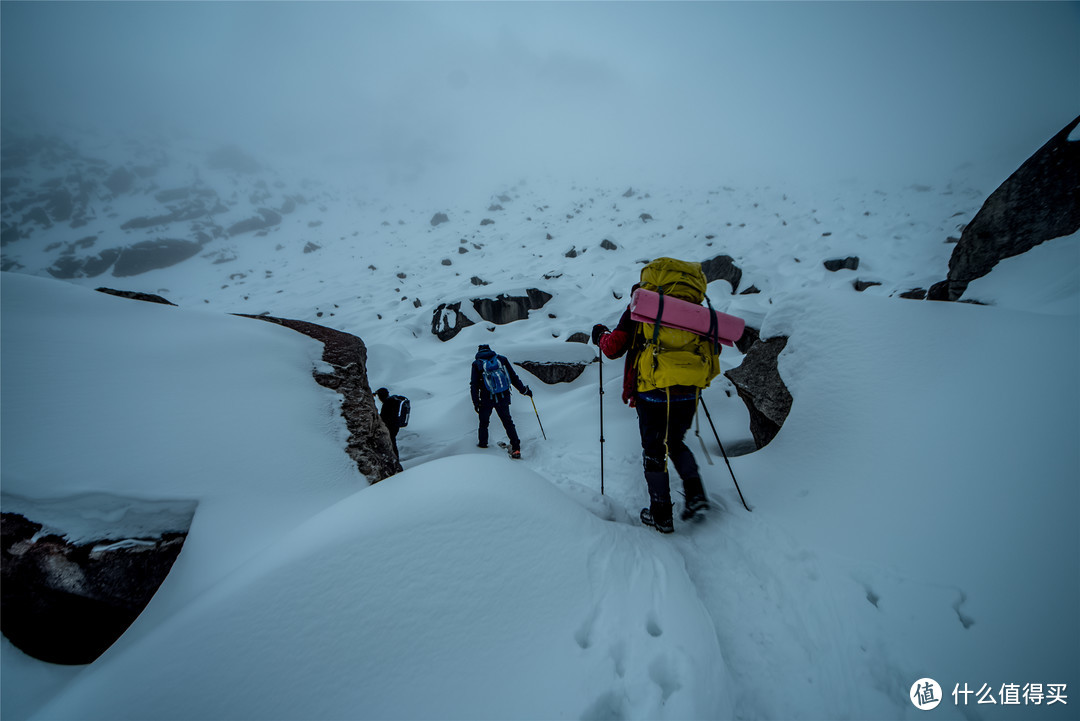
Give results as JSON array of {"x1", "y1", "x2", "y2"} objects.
[{"x1": 824, "y1": 257, "x2": 860, "y2": 272}]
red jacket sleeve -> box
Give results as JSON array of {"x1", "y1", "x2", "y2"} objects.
[{"x1": 599, "y1": 308, "x2": 635, "y2": 359}]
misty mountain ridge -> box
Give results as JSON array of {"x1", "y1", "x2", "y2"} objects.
[{"x1": 1, "y1": 123, "x2": 1001, "y2": 336}]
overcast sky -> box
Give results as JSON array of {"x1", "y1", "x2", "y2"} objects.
[{"x1": 2, "y1": 1, "x2": 1078, "y2": 195}]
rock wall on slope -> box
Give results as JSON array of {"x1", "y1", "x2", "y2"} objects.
[{"x1": 238, "y1": 314, "x2": 403, "y2": 482}]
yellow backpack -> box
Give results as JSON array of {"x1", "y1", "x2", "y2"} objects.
[{"x1": 634, "y1": 258, "x2": 721, "y2": 392}]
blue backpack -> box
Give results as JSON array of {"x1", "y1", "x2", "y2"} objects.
[{"x1": 479, "y1": 356, "x2": 511, "y2": 394}]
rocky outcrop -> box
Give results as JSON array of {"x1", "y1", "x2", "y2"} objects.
[
  {"x1": 237, "y1": 315, "x2": 402, "y2": 482},
  {"x1": 113, "y1": 239, "x2": 203, "y2": 277},
  {"x1": 430, "y1": 212, "x2": 449, "y2": 227},
  {"x1": 935, "y1": 115, "x2": 1080, "y2": 301},
  {"x1": 515, "y1": 361, "x2": 589, "y2": 384},
  {"x1": 700, "y1": 254, "x2": 742, "y2": 293},
  {"x1": 227, "y1": 208, "x2": 282, "y2": 237},
  {"x1": 50, "y1": 239, "x2": 202, "y2": 278},
  {"x1": 724, "y1": 336, "x2": 792, "y2": 449},
  {"x1": 1, "y1": 510, "x2": 190, "y2": 664},
  {"x1": 95, "y1": 288, "x2": 177, "y2": 306},
  {"x1": 432, "y1": 302, "x2": 476, "y2": 341},
  {"x1": 471, "y1": 289, "x2": 553, "y2": 325},
  {"x1": 47, "y1": 248, "x2": 122, "y2": 279}
]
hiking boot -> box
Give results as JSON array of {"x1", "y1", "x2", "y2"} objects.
[
  {"x1": 681, "y1": 496, "x2": 710, "y2": 522},
  {"x1": 477, "y1": 443, "x2": 488, "y2": 449},
  {"x1": 640, "y1": 505, "x2": 674, "y2": 534},
  {"x1": 510, "y1": 449, "x2": 522, "y2": 459}
]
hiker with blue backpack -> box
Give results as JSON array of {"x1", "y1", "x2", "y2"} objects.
[
  {"x1": 592, "y1": 258, "x2": 736, "y2": 533},
  {"x1": 471, "y1": 344, "x2": 532, "y2": 459}
]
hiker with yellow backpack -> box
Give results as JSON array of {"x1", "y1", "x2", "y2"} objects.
[{"x1": 592, "y1": 258, "x2": 734, "y2": 533}]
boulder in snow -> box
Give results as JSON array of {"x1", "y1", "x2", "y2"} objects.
[
  {"x1": 471, "y1": 289, "x2": 553, "y2": 325},
  {"x1": 724, "y1": 336, "x2": 792, "y2": 450},
  {"x1": 936, "y1": 115, "x2": 1080, "y2": 301},
  {"x1": 431, "y1": 301, "x2": 476, "y2": 341},
  {"x1": 1, "y1": 502, "x2": 193, "y2": 665},
  {"x1": 700, "y1": 254, "x2": 742, "y2": 293}
]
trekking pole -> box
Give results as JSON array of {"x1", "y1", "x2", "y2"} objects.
[
  {"x1": 529, "y1": 396, "x2": 547, "y2": 440},
  {"x1": 598, "y1": 352, "x2": 605, "y2": 495},
  {"x1": 699, "y1": 398, "x2": 752, "y2": 512}
]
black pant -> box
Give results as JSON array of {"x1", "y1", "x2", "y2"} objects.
[
  {"x1": 478, "y1": 396, "x2": 520, "y2": 451},
  {"x1": 636, "y1": 397, "x2": 702, "y2": 506}
]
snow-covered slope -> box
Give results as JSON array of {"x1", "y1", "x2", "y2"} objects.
[{"x1": 1, "y1": 127, "x2": 1078, "y2": 720}]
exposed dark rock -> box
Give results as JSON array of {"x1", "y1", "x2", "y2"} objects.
[
  {"x1": 940, "y1": 115, "x2": 1080, "y2": 301},
  {"x1": 488, "y1": 204, "x2": 504, "y2": 212},
  {"x1": 735, "y1": 325, "x2": 760, "y2": 355},
  {"x1": 471, "y1": 289, "x2": 553, "y2": 325},
  {"x1": 824, "y1": 257, "x2": 860, "y2": 271},
  {"x1": 22, "y1": 207, "x2": 51, "y2": 229},
  {"x1": 700, "y1": 254, "x2": 742, "y2": 293},
  {"x1": 470, "y1": 276, "x2": 490, "y2": 286},
  {"x1": 303, "y1": 242, "x2": 321, "y2": 253},
  {"x1": 853, "y1": 280, "x2": 881, "y2": 292},
  {"x1": 104, "y1": 168, "x2": 136, "y2": 195},
  {"x1": 1, "y1": 222, "x2": 22, "y2": 246},
  {"x1": 47, "y1": 248, "x2": 122, "y2": 279},
  {"x1": 623, "y1": 187, "x2": 635, "y2": 197},
  {"x1": 430, "y1": 212, "x2": 449, "y2": 226},
  {"x1": 740, "y1": 285, "x2": 761, "y2": 295},
  {"x1": 237, "y1": 315, "x2": 401, "y2": 481},
  {"x1": 724, "y1": 335, "x2": 792, "y2": 449},
  {"x1": 441, "y1": 259, "x2": 452, "y2": 266},
  {"x1": 95, "y1": 288, "x2": 177, "y2": 306},
  {"x1": 927, "y1": 279, "x2": 951, "y2": 301},
  {"x1": 1, "y1": 509, "x2": 191, "y2": 664},
  {"x1": 432, "y1": 301, "x2": 476, "y2": 341},
  {"x1": 113, "y1": 239, "x2": 202, "y2": 277},
  {"x1": 600, "y1": 239, "x2": 618, "y2": 250},
  {"x1": 227, "y1": 208, "x2": 281, "y2": 237},
  {"x1": 565, "y1": 247, "x2": 578, "y2": 258},
  {"x1": 480, "y1": 219, "x2": 495, "y2": 226},
  {"x1": 566, "y1": 332, "x2": 590, "y2": 344},
  {"x1": 515, "y1": 361, "x2": 588, "y2": 384},
  {"x1": 639, "y1": 213, "x2": 653, "y2": 222},
  {"x1": 45, "y1": 188, "x2": 74, "y2": 222},
  {"x1": 899, "y1": 288, "x2": 928, "y2": 300}
]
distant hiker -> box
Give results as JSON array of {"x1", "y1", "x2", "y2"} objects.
[
  {"x1": 471, "y1": 344, "x2": 532, "y2": 459},
  {"x1": 592, "y1": 258, "x2": 722, "y2": 533},
  {"x1": 375, "y1": 387, "x2": 410, "y2": 460}
]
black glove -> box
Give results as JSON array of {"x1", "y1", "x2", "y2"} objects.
[
  {"x1": 522, "y1": 386, "x2": 533, "y2": 397},
  {"x1": 591, "y1": 323, "x2": 609, "y2": 346}
]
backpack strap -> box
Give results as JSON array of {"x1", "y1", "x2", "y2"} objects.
[{"x1": 649, "y1": 288, "x2": 666, "y2": 373}]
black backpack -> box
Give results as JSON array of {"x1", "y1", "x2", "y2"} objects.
[{"x1": 387, "y1": 395, "x2": 410, "y2": 427}]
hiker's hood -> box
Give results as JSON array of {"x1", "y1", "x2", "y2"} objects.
[{"x1": 475, "y1": 348, "x2": 498, "y2": 361}]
